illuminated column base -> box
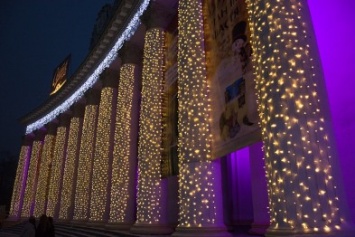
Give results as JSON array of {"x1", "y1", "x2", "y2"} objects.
[
  {"x1": 131, "y1": 178, "x2": 174, "y2": 235},
  {"x1": 173, "y1": 161, "x2": 232, "y2": 237},
  {"x1": 249, "y1": 142, "x2": 270, "y2": 236}
]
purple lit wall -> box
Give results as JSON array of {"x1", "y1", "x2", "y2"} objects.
[{"x1": 308, "y1": 0, "x2": 355, "y2": 222}]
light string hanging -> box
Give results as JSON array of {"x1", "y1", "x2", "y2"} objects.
[
  {"x1": 25, "y1": 0, "x2": 151, "y2": 134},
  {"x1": 245, "y1": 0, "x2": 343, "y2": 233}
]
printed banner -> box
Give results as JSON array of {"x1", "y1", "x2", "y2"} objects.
[
  {"x1": 205, "y1": 0, "x2": 261, "y2": 158},
  {"x1": 50, "y1": 55, "x2": 70, "y2": 95}
]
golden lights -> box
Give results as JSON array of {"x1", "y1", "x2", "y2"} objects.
[
  {"x1": 245, "y1": 0, "x2": 342, "y2": 233},
  {"x1": 177, "y1": 0, "x2": 217, "y2": 227},
  {"x1": 59, "y1": 117, "x2": 82, "y2": 219},
  {"x1": 34, "y1": 134, "x2": 56, "y2": 217},
  {"x1": 136, "y1": 28, "x2": 165, "y2": 223},
  {"x1": 73, "y1": 105, "x2": 99, "y2": 220},
  {"x1": 9, "y1": 145, "x2": 31, "y2": 217},
  {"x1": 109, "y1": 64, "x2": 136, "y2": 222},
  {"x1": 89, "y1": 87, "x2": 116, "y2": 221},
  {"x1": 46, "y1": 126, "x2": 68, "y2": 217},
  {"x1": 22, "y1": 140, "x2": 42, "y2": 217}
]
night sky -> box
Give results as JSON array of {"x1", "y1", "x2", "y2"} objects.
[{"x1": 0, "y1": 1, "x2": 113, "y2": 158}]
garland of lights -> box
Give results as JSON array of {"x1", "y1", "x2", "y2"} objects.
[
  {"x1": 34, "y1": 134, "x2": 55, "y2": 217},
  {"x1": 9, "y1": 145, "x2": 31, "y2": 217},
  {"x1": 245, "y1": 0, "x2": 343, "y2": 234},
  {"x1": 22, "y1": 140, "x2": 42, "y2": 217},
  {"x1": 25, "y1": 0, "x2": 151, "y2": 134}
]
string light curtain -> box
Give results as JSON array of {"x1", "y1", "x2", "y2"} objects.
[
  {"x1": 46, "y1": 116, "x2": 70, "y2": 218},
  {"x1": 177, "y1": 0, "x2": 225, "y2": 230},
  {"x1": 59, "y1": 105, "x2": 84, "y2": 220},
  {"x1": 73, "y1": 90, "x2": 100, "y2": 221},
  {"x1": 9, "y1": 137, "x2": 33, "y2": 218},
  {"x1": 109, "y1": 63, "x2": 139, "y2": 224},
  {"x1": 33, "y1": 126, "x2": 56, "y2": 217},
  {"x1": 21, "y1": 137, "x2": 43, "y2": 217},
  {"x1": 245, "y1": 0, "x2": 345, "y2": 234},
  {"x1": 89, "y1": 69, "x2": 118, "y2": 222},
  {"x1": 136, "y1": 27, "x2": 166, "y2": 224}
]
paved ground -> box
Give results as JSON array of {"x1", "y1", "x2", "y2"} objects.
[{"x1": 0, "y1": 221, "x2": 260, "y2": 237}]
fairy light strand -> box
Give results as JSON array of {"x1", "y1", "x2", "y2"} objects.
[
  {"x1": 46, "y1": 125, "x2": 69, "y2": 218},
  {"x1": 25, "y1": 0, "x2": 151, "y2": 134},
  {"x1": 9, "y1": 144, "x2": 31, "y2": 217},
  {"x1": 73, "y1": 104, "x2": 99, "y2": 220},
  {"x1": 21, "y1": 140, "x2": 43, "y2": 217},
  {"x1": 245, "y1": 0, "x2": 343, "y2": 233},
  {"x1": 110, "y1": 64, "x2": 136, "y2": 222},
  {"x1": 90, "y1": 86, "x2": 116, "y2": 221},
  {"x1": 59, "y1": 116, "x2": 83, "y2": 219},
  {"x1": 177, "y1": 0, "x2": 218, "y2": 227},
  {"x1": 136, "y1": 28, "x2": 165, "y2": 224},
  {"x1": 34, "y1": 134, "x2": 56, "y2": 217}
]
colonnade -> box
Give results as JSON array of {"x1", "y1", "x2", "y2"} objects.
[{"x1": 9, "y1": 0, "x2": 352, "y2": 236}]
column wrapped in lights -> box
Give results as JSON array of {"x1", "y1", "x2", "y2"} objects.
[
  {"x1": 245, "y1": 0, "x2": 350, "y2": 235},
  {"x1": 175, "y1": 0, "x2": 228, "y2": 235},
  {"x1": 131, "y1": 7, "x2": 173, "y2": 234},
  {"x1": 46, "y1": 114, "x2": 70, "y2": 219},
  {"x1": 21, "y1": 131, "x2": 45, "y2": 217},
  {"x1": 73, "y1": 89, "x2": 100, "y2": 222},
  {"x1": 89, "y1": 69, "x2": 119, "y2": 222},
  {"x1": 109, "y1": 43, "x2": 141, "y2": 228},
  {"x1": 34, "y1": 123, "x2": 57, "y2": 217},
  {"x1": 59, "y1": 103, "x2": 85, "y2": 220},
  {"x1": 9, "y1": 135, "x2": 34, "y2": 219}
]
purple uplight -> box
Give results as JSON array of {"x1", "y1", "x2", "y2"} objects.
[{"x1": 308, "y1": 0, "x2": 355, "y2": 222}]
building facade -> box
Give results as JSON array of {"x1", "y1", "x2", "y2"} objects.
[{"x1": 8, "y1": 0, "x2": 355, "y2": 236}]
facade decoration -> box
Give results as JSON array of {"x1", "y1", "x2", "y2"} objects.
[{"x1": 9, "y1": 0, "x2": 354, "y2": 236}]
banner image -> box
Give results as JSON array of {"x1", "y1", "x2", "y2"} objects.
[
  {"x1": 205, "y1": 0, "x2": 261, "y2": 158},
  {"x1": 50, "y1": 55, "x2": 70, "y2": 96}
]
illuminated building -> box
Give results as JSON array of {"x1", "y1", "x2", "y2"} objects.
[{"x1": 8, "y1": 0, "x2": 355, "y2": 236}]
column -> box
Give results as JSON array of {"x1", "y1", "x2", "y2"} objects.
[
  {"x1": 46, "y1": 113, "x2": 70, "y2": 219},
  {"x1": 34, "y1": 122, "x2": 57, "y2": 217},
  {"x1": 173, "y1": 0, "x2": 230, "y2": 236},
  {"x1": 21, "y1": 129, "x2": 45, "y2": 217},
  {"x1": 108, "y1": 43, "x2": 141, "y2": 229},
  {"x1": 89, "y1": 68, "x2": 119, "y2": 224},
  {"x1": 131, "y1": 3, "x2": 174, "y2": 235},
  {"x1": 59, "y1": 103, "x2": 85, "y2": 221},
  {"x1": 249, "y1": 142, "x2": 270, "y2": 235},
  {"x1": 245, "y1": 0, "x2": 353, "y2": 236},
  {"x1": 9, "y1": 134, "x2": 34, "y2": 220},
  {"x1": 72, "y1": 89, "x2": 101, "y2": 223}
]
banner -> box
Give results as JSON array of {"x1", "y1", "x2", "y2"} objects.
[
  {"x1": 205, "y1": 0, "x2": 261, "y2": 158},
  {"x1": 50, "y1": 55, "x2": 70, "y2": 95}
]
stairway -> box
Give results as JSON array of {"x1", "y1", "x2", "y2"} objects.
[{"x1": 0, "y1": 221, "x2": 139, "y2": 237}]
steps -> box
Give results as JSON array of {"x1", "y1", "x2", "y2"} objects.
[{"x1": 0, "y1": 221, "x2": 139, "y2": 237}]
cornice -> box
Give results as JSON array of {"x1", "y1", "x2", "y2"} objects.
[{"x1": 20, "y1": 0, "x2": 142, "y2": 126}]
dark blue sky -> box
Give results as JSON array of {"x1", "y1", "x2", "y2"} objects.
[{"x1": 0, "y1": 1, "x2": 113, "y2": 158}]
